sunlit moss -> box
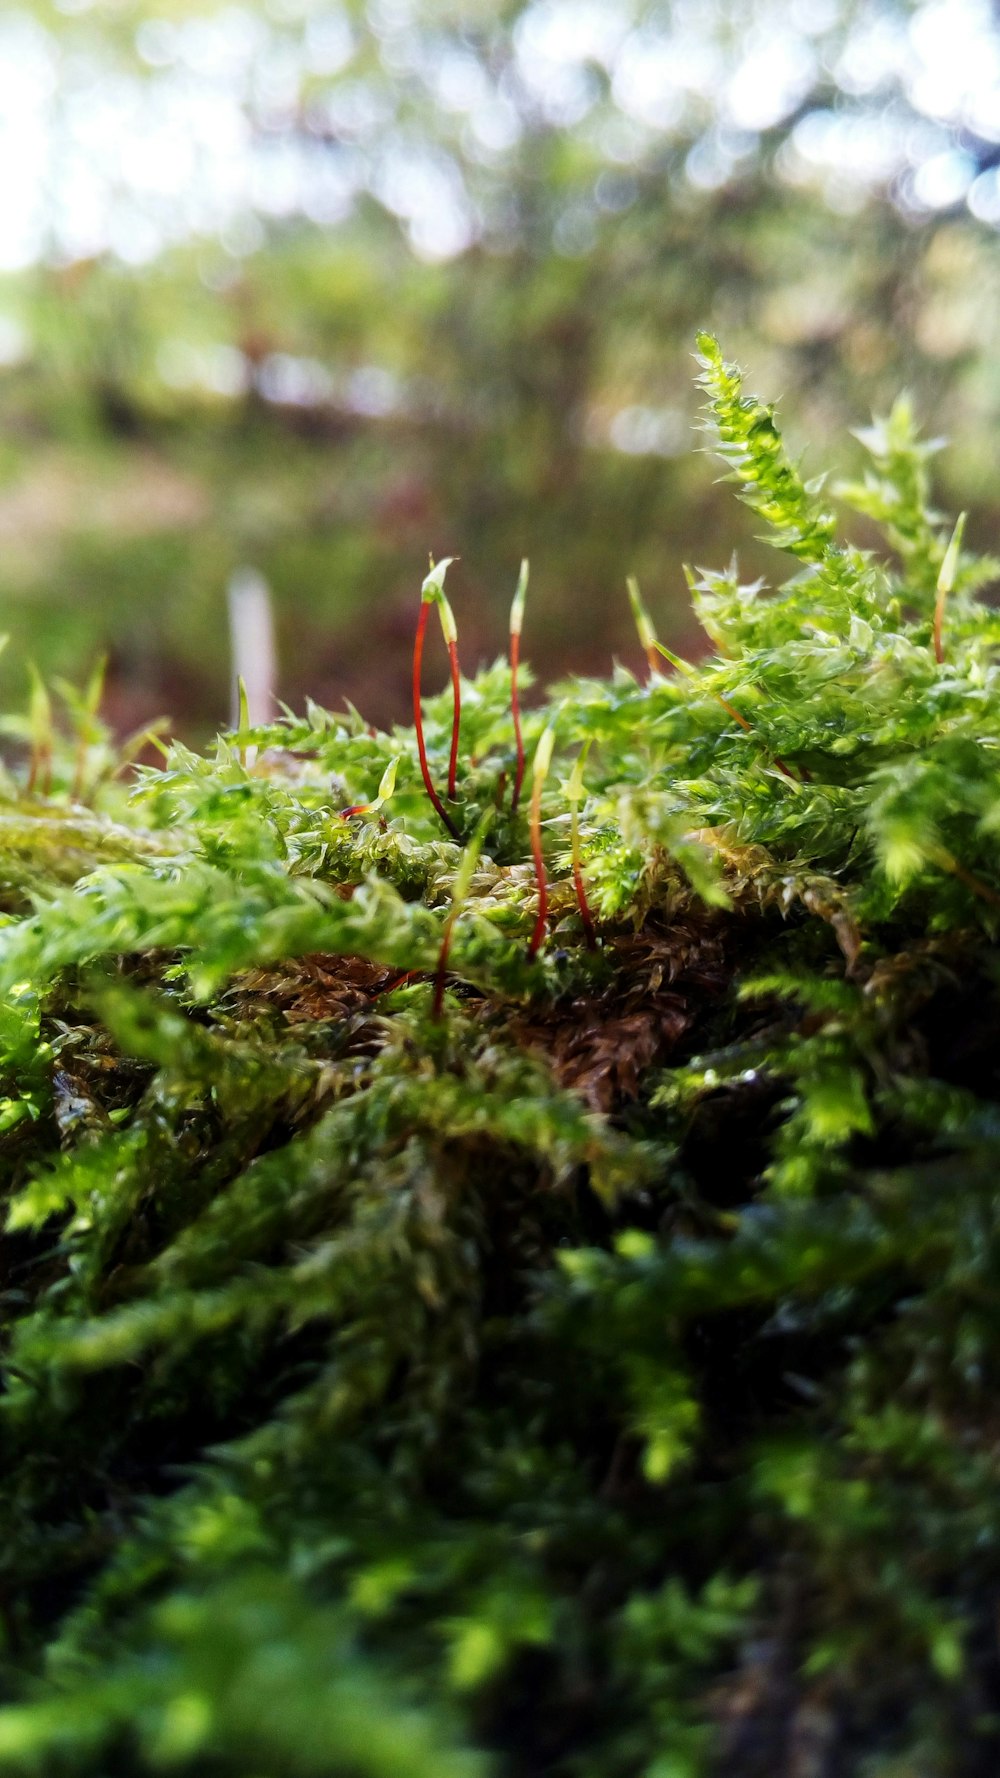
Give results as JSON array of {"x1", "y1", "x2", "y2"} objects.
[{"x1": 2, "y1": 343, "x2": 1000, "y2": 1773}]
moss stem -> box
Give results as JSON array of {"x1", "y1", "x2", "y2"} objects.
[
  {"x1": 510, "y1": 561, "x2": 529, "y2": 815},
  {"x1": 413, "y1": 594, "x2": 459, "y2": 841},
  {"x1": 447, "y1": 638, "x2": 461, "y2": 801}
]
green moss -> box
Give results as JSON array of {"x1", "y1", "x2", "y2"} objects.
[{"x1": 1, "y1": 340, "x2": 1000, "y2": 1774}]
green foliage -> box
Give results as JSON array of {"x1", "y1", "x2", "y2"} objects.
[{"x1": 3, "y1": 343, "x2": 1000, "y2": 1773}]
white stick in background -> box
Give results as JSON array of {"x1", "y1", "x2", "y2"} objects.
[{"x1": 227, "y1": 568, "x2": 277, "y2": 759}]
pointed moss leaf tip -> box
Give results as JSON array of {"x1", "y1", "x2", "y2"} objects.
[
  {"x1": 452, "y1": 807, "x2": 494, "y2": 905},
  {"x1": 937, "y1": 512, "x2": 967, "y2": 597},
  {"x1": 376, "y1": 755, "x2": 400, "y2": 805},
  {"x1": 532, "y1": 723, "x2": 556, "y2": 784},
  {"x1": 563, "y1": 739, "x2": 592, "y2": 804},
  {"x1": 510, "y1": 559, "x2": 529, "y2": 637},
  {"x1": 652, "y1": 640, "x2": 697, "y2": 679},
  {"x1": 27, "y1": 660, "x2": 51, "y2": 723},
  {"x1": 933, "y1": 512, "x2": 967, "y2": 664},
  {"x1": 84, "y1": 655, "x2": 107, "y2": 714},
  {"x1": 626, "y1": 576, "x2": 658, "y2": 654}
]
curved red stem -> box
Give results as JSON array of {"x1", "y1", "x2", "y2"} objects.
[
  {"x1": 510, "y1": 631, "x2": 525, "y2": 814},
  {"x1": 573, "y1": 862, "x2": 597, "y2": 948},
  {"x1": 413, "y1": 602, "x2": 459, "y2": 840},
  {"x1": 447, "y1": 638, "x2": 461, "y2": 800}
]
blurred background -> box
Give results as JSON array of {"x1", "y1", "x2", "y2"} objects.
[{"x1": 1, "y1": 0, "x2": 1000, "y2": 735}]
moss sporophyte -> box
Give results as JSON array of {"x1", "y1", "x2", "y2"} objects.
[
  {"x1": 5, "y1": 338, "x2": 1000, "y2": 1775},
  {"x1": 413, "y1": 556, "x2": 461, "y2": 839},
  {"x1": 509, "y1": 558, "x2": 529, "y2": 814}
]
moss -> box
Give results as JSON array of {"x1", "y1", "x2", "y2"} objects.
[{"x1": 0, "y1": 339, "x2": 999, "y2": 1774}]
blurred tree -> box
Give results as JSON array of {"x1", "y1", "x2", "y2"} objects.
[{"x1": 0, "y1": 0, "x2": 998, "y2": 732}]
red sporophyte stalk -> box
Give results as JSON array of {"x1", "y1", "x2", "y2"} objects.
[
  {"x1": 510, "y1": 560, "x2": 529, "y2": 814},
  {"x1": 572, "y1": 844, "x2": 596, "y2": 949},
  {"x1": 627, "y1": 576, "x2": 660, "y2": 680},
  {"x1": 528, "y1": 723, "x2": 556, "y2": 958},
  {"x1": 934, "y1": 512, "x2": 965, "y2": 666},
  {"x1": 443, "y1": 618, "x2": 461, "y2": 800},
  {"x1": 566, "y1": 743, "x2": 597, "y2": 950},
  {"x1": 431, "y1": 574, "x2": 462, "y2": 802},
  {"x1": 414, "y1": 560, "x2": 460, "y2": 840}
]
